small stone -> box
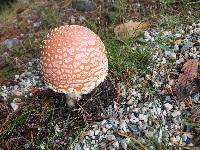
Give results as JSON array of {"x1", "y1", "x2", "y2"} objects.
[
  {"x1": 33, "y1": 22, "x2": 41, "y2": 28},
  {"x1": 72, "y1": 0, "x2": 97, "y2": 12},
  {"x1": 164, "y1": 50, "x2": 171, "y2": 57},
  {"x1": 127, "y1": 98, "x2": 133, "y2": 105},
  {"x1": 88, "y1": 130, "x2": 94, "y2": 137},
  {"x1": 10, "y1": 101, "x2": 18, "y2": 111},
  {"x1": 161, "y1": 57, "x2": 166, "y2": 64},
  {"x1": 15, "y1": 75, "x2": 20, "y2": 80},
  {"x1": 70, "y1": 16, "x2": 76, "y2": 24},
  {"x1": 79, "y1": 16, "x2": 85, "y2": 23},
  {"x1": 107, "y1": 134, "x2": 116, "y2": 141},
  {"x1": 105, "y1": 124, "x2": 112, "y2": 129},
  {"x1": 171, "y1": 111, "x2": 181, "y2": 117},
  {"x1": 169, "y1": 52, "x2": 176, "y2": 60},
  {"x1": 121, "y1": 142, "x2": 127, "y2": 150},
  {"x1": 94, "y1": 129, "x2": 100, "y2": 136},
  {"x1": 74, "y1": 143, "x2": 82, "y2": 150},
  {"x1": 181, "y1": 41, "x2": 193, "y2": 51},
  {"x1": 182, "y1": 133, "x2": 188, "y2": 141},
  {"x1": 102, "y1": 127, "x2": 107, "y2": 134},
  {"x1": 129, "y1": 125, "x2": 141, "y2": 136},
  {"x1": 91, "y1": 140, "x2": 96, "y2": 145},
  {"x1": 119, "y1": 120, "x2": 127, "y2": 131},
  {"x1": 4, "y1": 38, "x2": 18, "y2": 49},
  {"x1": 23, "y1": 143, "x2": 30, "y2": 149},
  {"x1": 54, "y1": 124, "x2": 61, "y2": 134},
  {"x1": 101, "y1": 119, "x2": 107, "y2": 125},
  {"x1": 175, "y1": 33, "x2": 182, "y2": 38},
  {"x1": 192, "y1": 93, "x2": 200, "y2": 103},
  {"x1": 174, "y1": 45, "x2": 180, "y2": 52},
  {"x1": 163, "y1": 110, "x2": 167, "y2": 116},
  {"x1": 169, "y1": 79, "x2": 175, "y2": 86},
  {"x1": 14, "y1": 90, "x2": 23, "y2": 96},
  {"x1": 130, "y1": 117, "x2": 139, "y2": 123},
  {"x1": 170, "y1": 137, "x2": 178, "y2": 143},
  {"x1": 144, "y1": 31, "x2": 151, "y2": 40},
  {"x1": 138, "y1": 114, "x2": 148, "y2": 122},
  {"x1": 163, "y1": 31, "x2": 172, "y2": 36},
  {"x1": 176, "y1": 58, "x2": 184, "y2": 65},
  {"x1": 164, "y1": 103, "x2": 173, "y2": 111},
  {"x1": 112, "y1": 141, "x2": 119, "y2": 149},
  {"x1": 187, "y1": 143, "x2": 193, "y2": 146}
]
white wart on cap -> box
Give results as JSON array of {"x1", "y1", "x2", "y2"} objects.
[{"x1": 40, "y1": 25, "x2": 108, "y2": 97}]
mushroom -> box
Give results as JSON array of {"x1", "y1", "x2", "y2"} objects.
[{"x1": 40, "y1": 25, "x2": 108, "y2": 107}]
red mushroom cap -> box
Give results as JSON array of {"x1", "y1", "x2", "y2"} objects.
[{"x1": 40, "y1": 25, "x2": 108, "y2": 95}]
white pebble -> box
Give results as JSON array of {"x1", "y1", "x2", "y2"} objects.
[
  {"x1": 176, "y1": 58, "x2": 184, "y2": 65},
  {"x1": 112, "y1": 141, "x2": 119, "y2": 149},
  {"x1": 93, "y1": 129, "x2": 99, "y2": 136},
  {"x1": 169, "y1": 52, "x2": 176, "y2": 60},
  {"x1": 169, "y1": 79, "x2": 175, "y2": 86},
  {"x1": 10, "y1": 101, "x2": 18, "y2": 111},
  {"x1": 102, "y1": 127, "x2": 107, "y2": 134},
  {"x1": 138, "y1": 114, "x2": 148, "y2": 122},
  {"x1": 171, "y1": 111, "x2": 181, "y2": 117},
  {"x1": 164, "y1": 103, "x2": 173, "y2": 111},
  {"x1": 107, "y1": 134, "x2": 116, "y2": 141},
  {"x1": 121, "y1": 142, "x2": 127, "y2": 150}
]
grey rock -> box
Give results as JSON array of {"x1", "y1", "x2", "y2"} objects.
[
  {"x1": 176, "y1": 58, "x2": 184, "y2": 65},
  {"x1": 164, "y1": 103, "x2": 173, "y2": 111},
  {"x1": 4, "y1": 38, "x2": 18, "y2": 49},
  {"x1": 70, "y1": 16, "x2": 76, "y2": 24},
  {"x1": 79, "y1": 16, "x2": 85, "y2": 23},
  {"x1": 74, "y1": 143, "x2": 82, "y2": 150},
  {"x1": 23, "y1": 143, "x2": 31, "y2": 149},
  {"x1": 112, "y1": 141, "x2": 119, "y2": 149},
  {"x1": 72, "y1": 0, "x2": 97, "y2": 12},
  {"x1": 168, "y1": 79, "x2": 175, "y2": 86},
  {"x1": 192, "y1": 93, "x2": 200, "y2": 103},
  {"x1": 171, "y1": 111, "x2": 181, "y2": 117},
  {"x1": 107, "y1": 134, "x2": 116, "y2": 141},
  {"x1": 129, "y1": 124, "x2": 141, "y2": 136},
  {"x1": 33, "y1": 22, "x2": 41, "y2": 28},
  {"x1": 175, "y1": 33, "x2": 182, "y2": 38},
  {"x1": 165, "y1": 96, "x2": 172, "y2": 101},
  {"x1": 121, "y1": 141, "x2": 127, "y2": 150},
  {"x1": 169, "y1": 52, "x2": 176, "y2": 60},
  {"x1": 181, "y1": 41, "x2": 193, "y2": 51},
  {"x1": 174, "y1": 44, "x2": 180, "y2": 52}
]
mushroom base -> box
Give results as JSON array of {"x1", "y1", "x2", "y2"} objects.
[{"x1": 65, "y1": 93, "x2": 82, "y2": 107}]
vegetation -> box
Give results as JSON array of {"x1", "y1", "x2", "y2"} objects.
[{"x1": 0, "y1": 0, "x2": 199, "y2": 149}]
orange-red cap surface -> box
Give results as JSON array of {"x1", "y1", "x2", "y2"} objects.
[{"x1": 40, "y1": 25, "x2": 108, "y2": 95}]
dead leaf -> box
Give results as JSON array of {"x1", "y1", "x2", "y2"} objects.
[
  {"x1": 114, "y1": 20, "x2": 151, "y2": 41},
  {"x1": 176, "y1": 59, "x2": 199, "y2": 100},
  {"x1": 31, "y1": 87, "x2": 41, "y2": 96}
]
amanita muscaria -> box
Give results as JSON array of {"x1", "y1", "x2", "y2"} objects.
[{"x1": 40, "y1": 25, "x2": 108, "y2": 107}]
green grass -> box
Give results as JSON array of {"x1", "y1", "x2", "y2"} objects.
[
  {"x1": 0, "y1": 110, "x2": 34, "y2": 139},
  {"x1": 38, "y1": 7, "x2": 62, "y2": 28},
  {"x1": 108, "y1": 0, "x2": 130, "y2": 24}
]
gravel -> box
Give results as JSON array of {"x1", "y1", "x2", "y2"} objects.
[{"x1": 0, "y1": 22, "x2": 199, "y2": 149}]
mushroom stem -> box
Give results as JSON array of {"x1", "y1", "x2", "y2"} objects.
[{"x1": 65, "y1": 93, "x2": 82, "y2": 107}]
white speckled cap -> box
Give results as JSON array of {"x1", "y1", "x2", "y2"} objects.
[{"x1": 40, "y1": 25, "x2": 108, "y2": 95}]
